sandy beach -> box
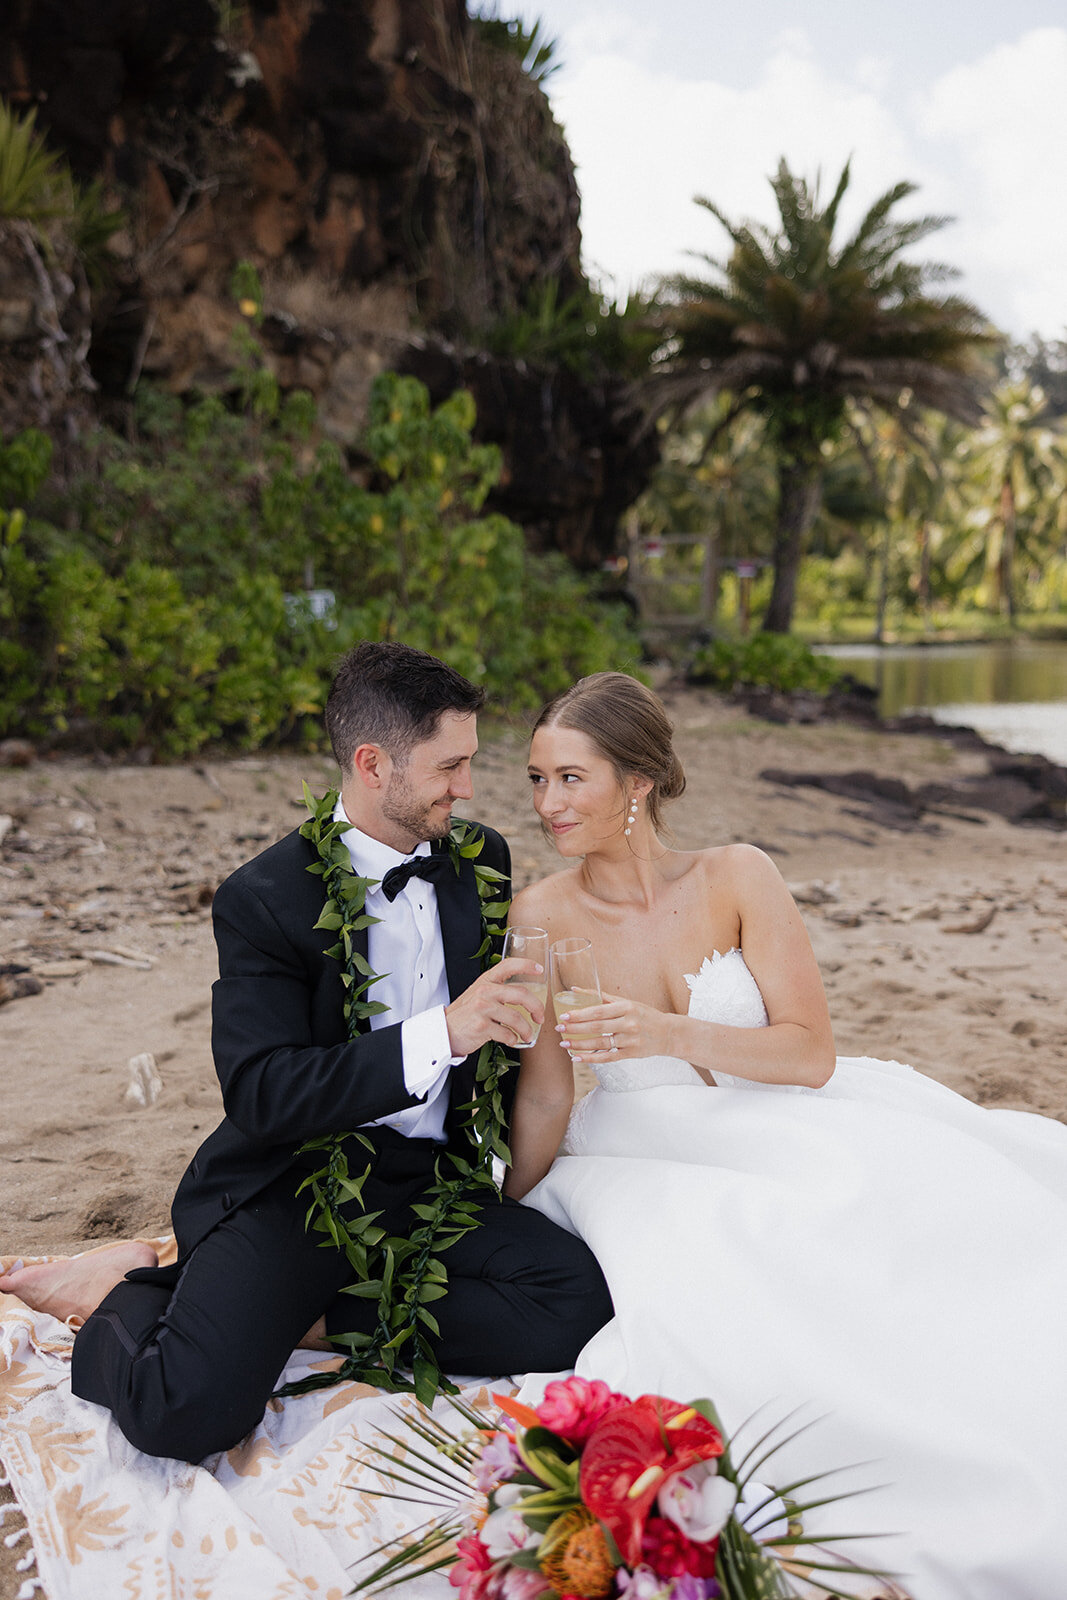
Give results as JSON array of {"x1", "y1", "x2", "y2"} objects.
[{"x1": 2, "y1": 688, "x2": 1066, "y2": 1597}]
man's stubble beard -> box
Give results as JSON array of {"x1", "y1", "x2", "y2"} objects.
[{"x1": 381, "y1": 769, "x2": 452, "y2": 844}]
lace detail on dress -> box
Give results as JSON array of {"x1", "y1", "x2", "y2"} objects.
[
  {"x1": 690, "y1": 950, "x2": 826, "y2": 1096},
  {"x1": 685, "y1": 949, "x2": 768, "y2": 1029},
  {"x1": 591, "y1": 1054, "x2": 703, "y2": 1093}
]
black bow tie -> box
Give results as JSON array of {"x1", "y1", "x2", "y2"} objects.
[{"x1": 380, "y1": 853, "x2": 453, "y2": 903}]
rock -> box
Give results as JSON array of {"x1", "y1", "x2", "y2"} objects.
[
  {"x1": 788, "y1": 879, "x2": 840, "y2": 906},
  {"x1": 987, "y1": 750, "x2": 1067, "y2": 800},
  {"x1": 0, "y1": 2, "x2": 648, "y2": 566},
  {"x1": 174, "y1": 882, "x2": 216, "y2": 913},
  {"x1": 0, "y1": 813, "x2": 12, "y2": 845},
  {"x1": 762, "y1": 760, "x2": 1067, "y2": 832},
  {"x1": 0, "y1": 970, "x2": 44, "y2": 1005},
  {"x1": 109, "y1": 944, "x2": 154, "y2": 966},
  {"x1": 761, "y1": 768, "x2": 920, "y2": 810},
  {"x1": 899, "y1": 903, "x2": 943, "y2": 923},
  {"x1": 124, "y1": 1053, "x2": 163, "y2": 1110},
  {"x1": 0, "y1": 739, "x2": 35, "y2": 767},
  {"x1": 941, "y1": 905, "x2": 998, "y2": 935},
  {"x1": 952, "y1": 776, "x2": 1062, "y2": 827},
  {"x1": 83, "y1": 948, "x2": 154, "y2": 970},
  {"x1": 33, "y1": 959, "x2": 92, "y2": 979}
]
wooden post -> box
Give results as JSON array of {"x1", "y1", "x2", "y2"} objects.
[{"x1": 735, "y1": 560, "x2": 758, "y2": 636}]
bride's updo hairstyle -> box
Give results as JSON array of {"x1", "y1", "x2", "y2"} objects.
[{"x1": 532, "y1": 672, "x2": 686, "y2": 834}]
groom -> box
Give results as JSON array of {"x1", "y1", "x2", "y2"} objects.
[{"x1": 1, "y1": 641, "x2": 611, "y2": 1462}]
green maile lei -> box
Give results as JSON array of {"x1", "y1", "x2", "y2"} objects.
[{"x1": 276, "y1": 784, "x2": 512, "y2": 1408}]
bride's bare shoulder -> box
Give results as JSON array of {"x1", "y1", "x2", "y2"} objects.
[{"x1": 692, "y1": 841, "x2": 784, "y2": 886}]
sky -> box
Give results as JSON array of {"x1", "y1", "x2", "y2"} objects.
[{"x1": 479, "y1": 1, "x2": 1067, "y2": 342}]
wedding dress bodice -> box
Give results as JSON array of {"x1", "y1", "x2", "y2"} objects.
[{"x1": 588, "y1": 947, "x2": 767, "y2": 1093}]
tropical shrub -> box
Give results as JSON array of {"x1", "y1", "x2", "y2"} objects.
[
  {"x1": 687, "y1": 632, "x2": 843, "y2": 694},
  {"x1": 0, "y1": 373, "x2": 638, "y2": 756}
]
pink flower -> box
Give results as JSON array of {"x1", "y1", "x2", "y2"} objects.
[
  {"x1": 450, "y1": 1536, "x2": 497, "y2": 1600},
  {"x1": 498, "y1": 1566, "x2": 551, "y2": 1600},
  {"x1": 474, "y1": 1433, "x2": 522, "y2": 1493},
  {"x1": 536, "y1": 1376, "x2": 628, "y2": 1446}
]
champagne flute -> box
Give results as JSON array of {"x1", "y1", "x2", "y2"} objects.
[
  {"x1": 501, "y1": 925, "x2": 549, "y2": 1047},
  {"x1": 549, "y1": 937, "x2": 604, "y2": 1056}
]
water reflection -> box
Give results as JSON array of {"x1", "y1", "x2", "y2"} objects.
[{"x1": 819, "y1": 640, "x2": 1067, "y2": 763}]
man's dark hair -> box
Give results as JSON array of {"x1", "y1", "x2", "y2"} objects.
[{"x1": 325, "y1": 641, "x2": 485, "y2": 774}]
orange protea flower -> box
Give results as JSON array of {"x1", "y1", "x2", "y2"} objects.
[{"x1": 541, "y1": 1508, "x2": 617, "y2": 1599}]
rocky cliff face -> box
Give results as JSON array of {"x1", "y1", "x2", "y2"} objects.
[{"x1": 0, "y1": 0, "x2": 651, "y2": 561}]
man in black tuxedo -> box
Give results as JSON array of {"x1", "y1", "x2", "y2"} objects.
[{"x1": 1, "y1": 642, "x2": 611, "y2": 1461}]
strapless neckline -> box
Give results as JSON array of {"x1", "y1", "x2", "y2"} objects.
[{"x1": 568, "y1": 948, "x2": 769, "y2": 1103}]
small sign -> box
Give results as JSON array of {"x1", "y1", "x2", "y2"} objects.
[{"x1": 283, "y1": 588, "x2": 337, "y2": 629}]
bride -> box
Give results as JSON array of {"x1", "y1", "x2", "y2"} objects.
[{"x1": 504, "y1": 671, "x2": 1067, "y2": 1600}]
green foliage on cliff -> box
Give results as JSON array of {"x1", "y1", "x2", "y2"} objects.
[
  {"x1": 0, "y1": 374, "x2": 638, "y2": 757},
  {"x1": 0, "y1": 98, "x2": 123, "y2": 277},
  {"x1": 481, "y1": 282, "x2": 659, "y2": 382}
]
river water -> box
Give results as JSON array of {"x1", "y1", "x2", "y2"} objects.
[{"x1": 819, "y1": 640, "x2": 1067, "y2": 765}]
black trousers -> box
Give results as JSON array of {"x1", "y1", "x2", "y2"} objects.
[{"x1": 70, "y1": 1131, "x2": 612, "y2": 1463}]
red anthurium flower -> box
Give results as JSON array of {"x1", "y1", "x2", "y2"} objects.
[{"x1": 579, "y1": 1397, "x2": 724, "y2": 1566}]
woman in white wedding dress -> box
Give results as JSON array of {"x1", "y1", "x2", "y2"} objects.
[{"x1": 504, "y1": 672, "x2": 1067, "y2": 1600}]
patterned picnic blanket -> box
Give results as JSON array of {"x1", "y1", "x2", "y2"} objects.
[{"x1": 1, "y1": 1241, "x2": 502, "y2": 1600}]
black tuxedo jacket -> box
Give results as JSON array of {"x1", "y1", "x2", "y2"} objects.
[{"x1": 170, "y1": 819, "x2": 512, "y2": 1256}]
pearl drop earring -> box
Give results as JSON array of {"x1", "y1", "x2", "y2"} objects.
[{"x1": 624, "y1": 797, "x2": 639, "y2": 837}]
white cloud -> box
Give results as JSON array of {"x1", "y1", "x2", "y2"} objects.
[
  {"x1": 918, "y1": 28, "x2": 1067, "y2": 336},
  {"x1": 544, "y1": 18, "x2": 1067, "y2": 336},
  {"x1": 551, "y1": 32, "x2": 934, "y2": 298}
]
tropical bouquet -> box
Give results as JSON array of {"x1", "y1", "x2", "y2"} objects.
[{"x1": 354, "y1": 1377, "x2": 902, "y2": 1600}]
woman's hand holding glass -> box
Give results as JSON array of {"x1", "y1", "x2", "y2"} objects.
[
  {"x1": 549, "y1": 937, "x2": 665, "y2": 1063},
  {"x1": 554, "y1": 991, "x2": 676, "y2": 1063}
]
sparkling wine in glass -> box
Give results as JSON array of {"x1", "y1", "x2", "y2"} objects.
[
  {"x1": 550, "y1": 937, "x2": 603, "y2": 1050},
  {"x1": 501, "y1": 925, "x2": 549, "y2": 1048}
]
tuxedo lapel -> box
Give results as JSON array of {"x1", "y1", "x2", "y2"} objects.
[
  {"x1": 433, "y1": 846, "x2": 483, "y2": 1003},
  {"x1": 432, "y1": 846, "x2": 484, "y2": 1126}
]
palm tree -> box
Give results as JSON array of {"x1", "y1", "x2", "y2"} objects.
[
  {"x1": 969, "y1": 380, "x2": 1067, "y2": 617},
  {"x1": 848, "y1": 401, "x2": 954, "y2": 638},
  {"x1": 650, "y1": 159, "x2": 994, "y2": 632}
]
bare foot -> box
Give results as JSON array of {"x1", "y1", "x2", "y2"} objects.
[{"x1": 0, "y1": 1241, "x2": 158, "y2": 1324}]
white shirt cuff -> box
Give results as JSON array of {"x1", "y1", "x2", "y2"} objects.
[{"x1": 401, "y1": 1007, "x2": 462, "y2": 1100}]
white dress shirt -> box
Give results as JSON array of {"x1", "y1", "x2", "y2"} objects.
[{"x1": 333, "y1": 798, "x2": 462, "y2": 1141}]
